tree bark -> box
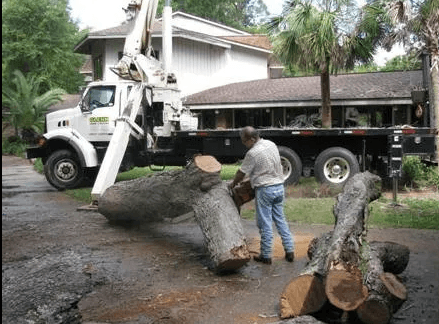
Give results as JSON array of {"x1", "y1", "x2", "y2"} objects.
[
  {"x1": 306, "y1": 236, "x2": 410, "y2": 324},
  {"x1": 280, "y1": 172, "x2": 382, "y2": 319},
  {"x1": 192, "y1": 182, "x2": 250, "y2": 271},
  {"x1": 325, "y1": 172, "x2": 381, "y2": 311},
  {"x1": 98, "y1": 155, "x2": 250, "y2": 271},
  {"x1": 356, "y1": 241, "x2": 410, "y2": 324},
  {"x1": 320, "y1": 59, "x2": 331, "y2": 129}
]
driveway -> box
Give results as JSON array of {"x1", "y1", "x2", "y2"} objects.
[{"x1": 2, "y1": 155, "x2": 438, "y2": 324}]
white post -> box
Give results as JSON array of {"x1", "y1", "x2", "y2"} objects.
[{"x1": 162, "y1": 0, "x2": 172, "y2": 74}]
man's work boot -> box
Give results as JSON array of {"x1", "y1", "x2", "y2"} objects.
[
  {"x1": 254, "y1": 255, "x2": 272, "y2": 264},
  {"x1": 285, "y1": 252, "x2": 295, "y2": 262}
]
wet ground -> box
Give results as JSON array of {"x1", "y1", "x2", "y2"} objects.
[{"x1": 2, "y1": 155, "x2": 439, "y2": 324}]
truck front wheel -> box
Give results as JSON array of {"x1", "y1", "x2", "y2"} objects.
[
  {"x1": 44, "y1": 150, "x2": 85, "y2": 190},
  {"x1": 278, "y1": 146, "x2": 302, "y2": 185},
  {"x1": 314, "y1": 147, "x2": 359, "y2": 186}
]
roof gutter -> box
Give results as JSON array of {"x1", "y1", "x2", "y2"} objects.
[{"x1": 185, "y1": 98, "x2": 413, "y2": 110}]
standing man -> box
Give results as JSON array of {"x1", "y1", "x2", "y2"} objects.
[{"x1": 230, "y1": 126, "x2": 294, "y2": 264}]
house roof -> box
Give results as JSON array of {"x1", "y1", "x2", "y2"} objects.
[
  {"x1": 74, "y1": 12, "x2": 271, "y2": 54},
  {"x1": 219, "y1": 35, "x2": 272, "y2": 51},
  {"x1": 183, "y1": 70, "x2": 423, "y2": 110}
]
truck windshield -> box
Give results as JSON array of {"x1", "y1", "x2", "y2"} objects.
[{"x1": 82, "y1": 86, "x2": 116, "y2": 111}]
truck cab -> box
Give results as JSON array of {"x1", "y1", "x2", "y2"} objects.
[{"x1": 27, "y1": 81, "x2": 137, "y2": 190}]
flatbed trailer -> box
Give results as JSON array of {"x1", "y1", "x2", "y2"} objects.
[{"x1": 139, "y1": 126, "x2": 436, "y2": 186}]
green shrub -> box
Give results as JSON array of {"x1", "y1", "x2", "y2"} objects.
[
  {"x1": 2, "y1": 136, "x2": 27, "y2": 156},
  {"x1": 402, "y1": 156, "x2": 439, "y2": 189}
]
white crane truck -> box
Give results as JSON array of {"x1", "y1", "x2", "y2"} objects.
[{"x1": 26, "y1": 0, "x2": 437, "y2": 198}]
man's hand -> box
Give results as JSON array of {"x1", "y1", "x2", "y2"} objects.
[{"x1": 230, "y1": 169, "x2": 246, "y2": 189}]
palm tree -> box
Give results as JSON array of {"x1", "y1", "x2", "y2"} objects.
[
  {"x1": 268, "y1": 0, "x2": 374, "y2": 128},
  {"x1": 2, "y1": 70, "x2": 65, "y2": 138},
  {"x1": 362, "y1": 0, "x2": 438, "y2": 163}
]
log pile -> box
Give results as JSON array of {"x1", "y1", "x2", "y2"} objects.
[
  {"x1": 279, "y1": 172, "x2": 410, "y2": 324},
  {"x1": 98, "y1": 155, "x2": 250, "y2": 272}
]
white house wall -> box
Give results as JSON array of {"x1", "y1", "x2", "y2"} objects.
[
  {"x1": 162, "y1": 37, "x2": 268, "y2": 96},
  {"x1": 96, "y1": 35, "x2": 268, "y2": 96},
  {"x1": 229, "y1": 46, "x2": 268, "y2": 83},
  {"x1": 104, "y1": 39, "x2": 125, "y2": 82}
]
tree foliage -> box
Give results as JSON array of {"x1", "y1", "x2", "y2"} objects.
[
  {"x1": 2, "y1": 70, "x2": 65, "y2": 137},
  {"x1": 2, "y1": 0, "x2": 86, "y2": 94},
  {"x1": 157, "y1": 0, "x2": 269, "y2": 29},
  {"x1": 268, "y1": 0, "x2": 376, "y2": 127}
]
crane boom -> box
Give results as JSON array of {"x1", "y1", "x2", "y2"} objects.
[{"x1": 91, "y1": 0, "x2": 163, "y2": 201}]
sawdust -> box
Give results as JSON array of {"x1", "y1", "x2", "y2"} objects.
[{"x1": 247, "y1": 233, "x2": 315, "y2": 259}]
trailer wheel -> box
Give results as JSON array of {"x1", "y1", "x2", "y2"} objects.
[
  {"x1": 278, "y1": 146, "x2": 302, "y2": 185},
  {"x1": 315, "y1": 147, "x2": 359, "y2": 186},
  {"x1": 44, "y1": 150, "x2": 85, "y2": 190}
]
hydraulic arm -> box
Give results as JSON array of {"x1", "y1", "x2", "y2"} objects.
[{"x1": 91, "y1": 0, "x2": 161, "y2": 201}]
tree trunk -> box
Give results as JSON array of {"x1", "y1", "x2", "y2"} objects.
[
  {"x1": 325, "y1": 172, "x2": 381, "y2": 311},
  {"x1": 320, "y1": 59, "x2": 331, "y2": 129},
  {"x1": 430, "y1": 53, "x2": 439, "y2": 167},
  {"x1": 192, "y1": 181, "x2": 250, "y2": 271},
  {"x1": 280, "y1": 172, "x2": 382, "y2": 319},
  {"x1": 305, "y1": 235, "x2": 410, "y2": 324},
  {"x1": 356, "y1": 241, "x2": 410, "y2": 324},
  {"x1": 98, "y1": 155, "x2": 250, "y2": 271}
]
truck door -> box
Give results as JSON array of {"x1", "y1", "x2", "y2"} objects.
[{"x1": 76, "y1": 85, "x2": 118, "y2": 142}]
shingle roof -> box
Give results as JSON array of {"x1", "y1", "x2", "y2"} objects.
[
  {"x1": 219, "y1": 35, "x2": 272, "y2": 50},
  {"x1": 183, "y1": 70, "x2": 423, "y2": 107},
  {"x1": 76, "y1": 18, "x2": 271, "y2": 53}
]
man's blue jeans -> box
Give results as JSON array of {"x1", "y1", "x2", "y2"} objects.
[{"x1": 255, "y1": 184, "x2": 294, "y2": 258}]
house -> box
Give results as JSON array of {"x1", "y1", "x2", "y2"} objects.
[
  {"x1": 183, "y1": 70, "x2": 427, "y2": 129},
  {"x1": 74, "y1": 7, "x2": 275, "y2": 97}
]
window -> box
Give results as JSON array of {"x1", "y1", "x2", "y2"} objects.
[
  {"x1": 82, "y1": 86, "x2": 116, "y2": 111},
  {"x1": 93, "y1": 56, "x2": 103, "y2": 81}
]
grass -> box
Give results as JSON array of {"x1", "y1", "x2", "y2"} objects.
[
  {"x1": 33, "y1": 160, "x2": 439, "y2": 230},
  {"x1": 240, "y1": 193, "x2": 439, "y2": 230}
]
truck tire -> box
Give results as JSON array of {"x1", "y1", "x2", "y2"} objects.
[
  {"x1": 44, "y1": 150, "x2": 85, "y2": 190},
  {"x1": 314, "y1": 147, "x2": 359, "y2": 186},
  {"x1": 278, "y1": 146, "x2": 302, "y2": 185}
]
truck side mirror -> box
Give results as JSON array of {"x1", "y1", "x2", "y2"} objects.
[{"x1": 80, "y1": 99, "x2": 93, "y2": 113}]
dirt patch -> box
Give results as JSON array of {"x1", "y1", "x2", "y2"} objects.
[{"x1": 247, "y1": 234, "x2": 315, "y2": 260}]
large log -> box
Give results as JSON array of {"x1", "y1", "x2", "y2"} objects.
[
  {"x1": 98, "y1": 155, "x2": 250, "y2": 271},
  {"x1": 280, "y1": 172, "x2": 381, "y2": 319},
  {"x1": 325, "y1": 172, "x2": 381, "y2": 311},
  {"x1": 305, "y1": 236, "x2": 410, "y2": 324},
  {"x1": 357, "y1": 241, "x2": 410, "y2": 324},
  {"x1": 279, "y1": 232, "x2": 331, "y2": 319}
]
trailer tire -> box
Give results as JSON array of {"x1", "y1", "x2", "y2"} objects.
[
  {"x1": 315, "y1": 147, "x2": 359, "y2": 186},
  {"x1": 278, "y1": 146, "x2": 302, "y2": 185},
  {"x1": 44, "y1": 149, "x2": 85, "y2": 190}
]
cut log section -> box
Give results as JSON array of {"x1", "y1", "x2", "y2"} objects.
[
  {"x1": 280, "y1": 230, "x2": 331, "y2": 319},
  {"x1": 307, "y1": 233, "x2": 410, "y2": 324},
  {"x1": 356, "y1": 241, "x2": 410, "y2": 324},
  {"x1": 280, "y1": 275, "x2": 327, "y2": 319},
  {"x1": 324, "y1": 172, "x2": 381, "y2": 311},
  {"x1": 192, "y1": 182, "x2": 250, "y2": 271},
  {"x1": 280, "y1": 172, "x2": 411, "y2": 321},
  {"x1": 98, "y1": 155, "x2": 250, "y2": 272}
]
